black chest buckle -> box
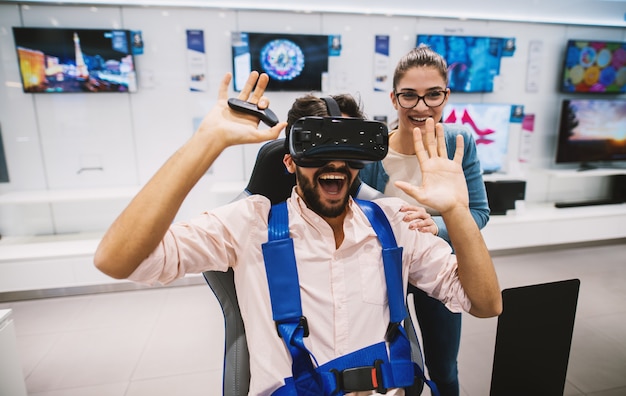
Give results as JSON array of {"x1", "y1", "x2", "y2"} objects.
[{"x1": 330, "y1": 359, "x2": 387, "y2": 394}]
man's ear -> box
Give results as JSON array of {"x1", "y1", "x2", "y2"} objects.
[{"x1": 283, "y1": 154, "x2": 296, "y2": 174}]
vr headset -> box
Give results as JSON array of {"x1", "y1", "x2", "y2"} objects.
[
  {"x1": 288, "y1": 116, "x2": 388, "y2": 169},
  {"x1": 289, "y1": 96, "x2": 388, "y2": 169}
]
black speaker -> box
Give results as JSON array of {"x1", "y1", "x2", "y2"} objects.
[
  {"x1": 611, "y1": 174, "x2": 626, "y2": 203},
  {"x1": 484, "y1": 180, "x2": 526, "y2": 215}
]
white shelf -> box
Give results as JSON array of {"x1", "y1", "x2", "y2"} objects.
[
  {"x1": 0, "y1": 232, "x2": 103, "y2": 262},
  {"x1": 545, "y1": 168, "x2": 626, "y2": 178},
  {"x1": 0, "y1": 231, "x2": 203, "y2": 296},
  {"x1": 482, "y1": 202, "x2": 626, "y2": 251},
  {"x1": 0, "y1": 186, "x2": 140, "y2": 205}
]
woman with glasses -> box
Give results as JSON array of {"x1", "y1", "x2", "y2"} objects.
[{"x1": 359, "y1": 44, "x2": 490, "y2": 396}]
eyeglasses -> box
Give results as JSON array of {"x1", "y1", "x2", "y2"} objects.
[{"x1": 394, "y1": 90, "x2": 448, "y2": 109}]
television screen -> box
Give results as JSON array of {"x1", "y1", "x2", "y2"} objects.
[
  {"x1": 416, "y1": 35, "x2": 515, "y2": 93},
  {"x1": 556, "y1": 99, "x2": 626, "y2": 166},
  {"x1": 443, "y1": 103, "x2": 520, "y2": 173},
  {"x1": 12, "y1": 27, "x2": 137, "y2": 93},
  {"x1": 0, "y1": 123, "x2": 9, "y2": 183},
  {"x1": 231, "y1": 32, "x2": 329, "y2": 92},
  {"x1": 560, "y1": 39, "x2": 626, "y2": 93}
]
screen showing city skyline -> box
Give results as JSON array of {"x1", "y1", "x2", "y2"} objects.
[{"x1": 12, "y1": 27, "x2": 137, "y2": 93}]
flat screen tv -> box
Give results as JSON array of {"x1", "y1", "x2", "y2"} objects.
[
  {"x1": 12, "y1": 27, "x2": 137, "y2": 93},
  {"x1": 231, "y1": 32, "x2": 329, "y2": 92},
  {"x1": 443, "y1": 103, "x2": 520, "y2": 173},
  {"x1": 560, "y1": 39, "x2": 626, "y2": 93},
  {"x1": 416, "y1": 34, "x2": 515, "y2": 93},
  {"x1": 555, "y1": 99, "x2": 626, "y2": 168}
]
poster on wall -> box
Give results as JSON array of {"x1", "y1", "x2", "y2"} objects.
[
  {"x1": 519, "y1": 114, "x2": 535, "y2": 163},
  {"x1": 187, "y1": 29, "x2": 208, "y2": 92},
  {"x1": 131, "y1": 30, "x2": 144, "y2": 55},
  {"x1": 373, "y1": 35, "x2": 390, "y2": 92},
  {"x1": 0, "y1": 124, "x2": 9, "y2": 183},
  {"x1": 329, "y1": 35, "x2": 342, "y2": 56}
]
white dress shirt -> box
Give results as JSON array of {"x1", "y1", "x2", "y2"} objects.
[{"x1": 129, "y1": 188, "x2": 470, "y2": 395}]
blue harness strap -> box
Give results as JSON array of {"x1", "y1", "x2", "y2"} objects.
[
  {"x1": 263, "y1": 202, "x2": 322, "y2": 395},
  {"x1": 262, "y1": 200, "x2": 439, "y2": 396}
]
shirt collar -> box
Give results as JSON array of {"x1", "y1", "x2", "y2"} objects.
[{"x1": 287, "y1": 187, "x2": 376, "y2": 240}]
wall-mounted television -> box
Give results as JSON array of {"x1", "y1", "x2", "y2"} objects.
[
  {"x1": 416, "y1": 34, "x2": 515, "y2": 93},
  {"x1": 0, "y1": 123, "x2": 9, "y2": 183},
  {"x1": 443, "y1": 103, "x2": 521, "y2": 173},
  {"x1": 560, "y1": 39, "x2": 626, "y2": 93},
  {"x1": 12, "y1": 27, "x2": 137, "y2": 93},
  {"x1": 231, "y1": 32, "x2": 329, "y2": 92},
  {"x1": 556, "y1": 99, "x2": 626, "y2": 168}
]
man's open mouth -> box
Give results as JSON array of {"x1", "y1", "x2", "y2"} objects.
[{"x1": 318, "y1": 174, "x2": 346, "y2": 195}]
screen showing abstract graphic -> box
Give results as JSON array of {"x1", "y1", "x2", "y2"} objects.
[
  {"x1": 556, "y1": 99, "x2": 626, "y2": 166},
  {"x1": 416, "y1": 35, "x2": 515, "y2": 93},
  {"x1": 12, "y1": 27, "x2": 137, "y2": 93},
  {"x1": 444, "y1": 103, "x2": 521, "y2": 173},
  {"x1": 232, "y1": 32, "x2": 329, "y2": 92},
  {"x1": 560, "y1": 40, "x2": 626, "y2": 93}
]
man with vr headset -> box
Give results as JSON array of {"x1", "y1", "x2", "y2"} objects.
[{"x1": 94, "y1": 71, "x2": 501, "y2": 396}]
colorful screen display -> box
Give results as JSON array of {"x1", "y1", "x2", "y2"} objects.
[
  {"x1": 556, "y1": 99, "x2": 626, "y2": 165},
  {"x1": 417, "y1": 35, "x2": 515, "y2": 93},
  {"x1": 232, "y1": 32, "x2": 329, "y2": 92},
  {"x1": 443, "y1": 103, "x2": 521, "y2": 173},
  {"x1": 560, "y1": 40, "x2": 626, "y2": 93},
  {"x1": 12, "y1": 27, "x2": 137, "y2": 93}
]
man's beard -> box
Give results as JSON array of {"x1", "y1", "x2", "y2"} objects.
[{"x1": 295, "y1": 165, "x2": 353, "y2": 218}]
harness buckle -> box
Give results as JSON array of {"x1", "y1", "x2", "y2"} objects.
[
  {"x1": 275, "y1": 316, "x2": 309, "y2": 338},
  {"x1": 330, "y1": 359, "x2": 387, "y2": 394}
]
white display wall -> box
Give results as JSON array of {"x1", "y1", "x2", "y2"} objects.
[{"x1": 0, "y1": 3, "x2": 625, "y2": 237}]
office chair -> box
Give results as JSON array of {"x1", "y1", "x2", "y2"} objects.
[
  {"x1": 203, "y1": 138, "x2": 425, "y2": 396},
  {"x1": 490, "y1": 278, "x2": 580, "y2": 396}
]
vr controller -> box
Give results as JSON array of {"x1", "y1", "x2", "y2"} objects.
[
  {"x1": 227, "y1": 98, "x2": 389, "y2": 167},
  {"x1": 227, "y1": 98, "x2": 279, "y2": 127},
  {"x1": 289, "y1": 116, "x2": 388, "y2": 168}
]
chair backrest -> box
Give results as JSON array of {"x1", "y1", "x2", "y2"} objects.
[
  {"x1": 490, "y1": 278, "x2": 580, "y2": 396},
  {"x1": 204, "y1": 138, "x2": 421, "y2": 396}
]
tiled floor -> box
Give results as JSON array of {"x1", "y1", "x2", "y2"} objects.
[{"x1": 1, "y1": 241, "x2": 625, "y2": 396}]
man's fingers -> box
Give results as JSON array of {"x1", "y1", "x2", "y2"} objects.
[
  {"x1": 250, "y1": 73, "x2": 270, "y2": 103},
  {"x1": 217, "y1": 73, "x2": 232, "y2": 100},
  {"x1": 267, "y1": 122, "x2": 288, "y2": 139},
  {"x1": 238, "y1": 71, "x2": 260, "y2": 100}
]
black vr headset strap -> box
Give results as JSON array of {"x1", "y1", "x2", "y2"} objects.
[
  {"x1": 322, "y1": 96, "x2": 365, "y2": 199},
  {"x1": 321, "y1": 96, "x2": 342, "y2": 117}
]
